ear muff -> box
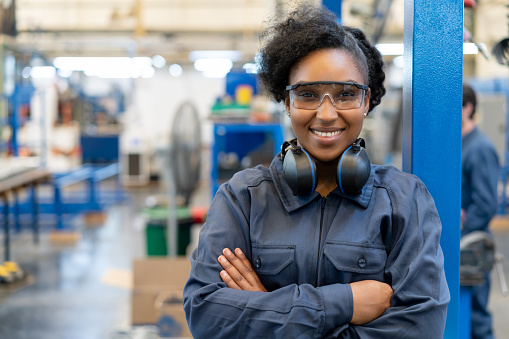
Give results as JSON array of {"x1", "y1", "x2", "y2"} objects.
[
  {"x1": 281, "y1": 138, "x2": 371, "y2": 196},
  {"x1": 337, "y1": 138, "x2": 371, "y2": 195},
  {"x1": 281, "y1": 140, "x2": 317, "y2": 196}
]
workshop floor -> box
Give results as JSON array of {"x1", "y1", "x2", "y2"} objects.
[
  {"x1": 1, "y1": 179, "x2": 509, "y2": 339},
  {"x1": 0, "y1": 179, "x2": 209, "y2": 339}
]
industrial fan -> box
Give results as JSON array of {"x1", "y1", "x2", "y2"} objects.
[
  {"x1": 149, "y1": 102, "x2": 201, "y2": 256},
  {"x1": 170, "y1": 101, "x2": 202, "y2": 206},
  {"x1": 152, "y1": 101, "x2": 202, "y2": 257}
]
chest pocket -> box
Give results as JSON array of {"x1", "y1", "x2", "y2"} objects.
[
  {"x1": 323, "y1": 242, "x2": 387, "y2": 285},
  {"x1": 251, "y1": 244, "x2": 296, "y2": 292}
]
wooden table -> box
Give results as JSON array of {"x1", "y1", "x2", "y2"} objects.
[{"x1": 0, "y1": 168, "x2": 51, "y2": 262}]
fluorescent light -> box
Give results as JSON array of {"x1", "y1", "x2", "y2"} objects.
[
  {"x1": 30, "y1": 66, "x2": 56, "y2": 79},
  {"x1": 169, "y1": 64, "x2": 183, "y2": 77},
  {"x1": 376, "y1": 43, "x2": 405, "y2": 56},
  {"x1": 392, "y1": 55, "x2": 404, "y2": 69},
  {"x1": 243, "y1": 63, "x2": 258, "y2": 74},
  {"x1": 152, "y1": 55, "x2": 166, "y2": 68},
  {"x1": 194, "y1": 58, "x2": 232, "y2": 73},
  {"x1": 53, "y1": 57, "x2": 153, "y2": 78},
  {"x1": 202, "y1": 70, "x2": 229, "y2": 78},
  {"x1": 376, "y1": 43, "x2": 479, "y2": 56},
  {"x1": 463, "y1": 42, "x2": 479, "y2": 54},
  {"x1": 141, "y1": 66, "x2": 156, "y2": 78},
  {"x1": 22, "y1": 67, "x2": 31, "y2": 78},
  {"x1": 57, "y1": 69, "x2": 73, "y2": 78},
  {"x1": 53, "y1": 57, "x2": 152, "y2": 70},
  {"x1": 85, "y1": 68, "x2": 134, "y2": 78},
  {"x1": 188, "y1": 50, "x2": 242, "y2": 62}
]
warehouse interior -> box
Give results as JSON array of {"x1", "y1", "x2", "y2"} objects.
[{"x1": 1, "y1": 0, "x2": 509, "y2": 338}]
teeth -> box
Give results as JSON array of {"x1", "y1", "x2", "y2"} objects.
[{"x1": 313, "y1": 130, "x2": 341, "y2": 137}]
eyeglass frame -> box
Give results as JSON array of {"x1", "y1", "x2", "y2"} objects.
[{"x1": 285, "y1": 81, "x2": 370, "y2": 110}]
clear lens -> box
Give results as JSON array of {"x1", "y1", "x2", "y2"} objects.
[{"x1": 290, "y1": 83, "x2": 365, "y2": 110}]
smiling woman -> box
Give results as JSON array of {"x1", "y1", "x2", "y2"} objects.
[
  {"x1": 284, "y1": 49, "x2": 369, "y2": 178},
  {"x1": 183, "y1": 3, "x2": 450, "y2": 339}
]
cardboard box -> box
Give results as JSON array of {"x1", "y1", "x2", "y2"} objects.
[{"x1": 131, "y1": 257, "x2": 192, "y2": 337}]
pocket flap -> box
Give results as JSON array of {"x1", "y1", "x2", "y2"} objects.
[
  {"x1": 324, "y1": 242, "x2": 386, "y2": 274},
  {"x1": 251, "y1": 245, "x2": 295, "y2": 275}
]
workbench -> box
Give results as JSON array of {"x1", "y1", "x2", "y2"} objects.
[{"x1": 0, "y1": 167, "x2": 51, "y2": 262}]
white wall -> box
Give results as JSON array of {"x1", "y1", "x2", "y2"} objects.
[
  {"x1": 115, "y1": 66, "x2": 226, "y2": 181},
  {"x1": 474, "y1": 3, "x2": 509, "y2": 79},
  {"x1": 130, "y1": 66, "x2": 223, "y2": 148}
]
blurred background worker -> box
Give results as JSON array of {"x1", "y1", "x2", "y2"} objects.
[{"x1": 461, "y1": 83, "x2": 500, "y2": 339}]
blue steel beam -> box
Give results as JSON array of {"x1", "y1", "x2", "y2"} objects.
[
  {"x1": 323, "y1": 0, "x2": 341, "y2": 21},
  {"x1": 403, "y1": 1, "x2": 463, "y2": 338}
]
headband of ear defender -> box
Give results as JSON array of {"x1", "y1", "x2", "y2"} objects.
[{"x1": 281, "y1": 138, "x2": 371, "y2": 196}]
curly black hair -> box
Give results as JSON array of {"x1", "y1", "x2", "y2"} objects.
[{"x1": 258, "y1": 4, "x2": 386, "y2": 113}]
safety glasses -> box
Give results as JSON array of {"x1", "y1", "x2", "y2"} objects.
[{"x1": 286, "y1": 81, "x2": 369, "y2": 110}]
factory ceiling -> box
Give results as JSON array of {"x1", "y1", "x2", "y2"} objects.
[{"x1": 8, "y1": 0, "x2": 403, "y2": 64}]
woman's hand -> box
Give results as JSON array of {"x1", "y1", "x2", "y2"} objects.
[
  {"x1": 350, "y1": 280, "x2": 393, "y2": 325},
  {"x1": 218, "y1": 248, "x2": 267, "y2": 292}
]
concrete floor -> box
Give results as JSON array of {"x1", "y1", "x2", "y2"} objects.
[{"x1": 1, "y1": 179, "x2": 509, "y2": 338}]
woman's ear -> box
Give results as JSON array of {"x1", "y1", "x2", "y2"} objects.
[
  {"x1": 285, "y1": 96, "x2": 291, "y2": 117},
  {"x1": 364, "y1": 88, "x2": 371, "y2": 115}
]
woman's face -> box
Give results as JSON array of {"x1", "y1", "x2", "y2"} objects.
[{"x1": 285, "y1": 48, "x2": 370, "y2": 164}]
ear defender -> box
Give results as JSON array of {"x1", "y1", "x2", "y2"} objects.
[
  {"x1": 281, "y1": 138, "x2": 371, "y2": 196},
  {"x1": 336, "y1": 138, "x2": 371, "y2": 196},
  {"x1": 281, "y1": 140, "x2": 317, "y2": 196}
]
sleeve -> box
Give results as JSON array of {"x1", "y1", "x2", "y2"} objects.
[
  {"x1": 183, "y1": 178, "x2": 354, "y2": 339},
  {"x1": 462, "y1": 144, "x2": 499, "y2": 235},
  {"x1": 338, "y1": 179, "x2": 450, "y2": 339}
]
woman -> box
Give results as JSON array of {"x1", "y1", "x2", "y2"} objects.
[{"x1": 183, "y1": 4, "x2": 449, "y2": 338}]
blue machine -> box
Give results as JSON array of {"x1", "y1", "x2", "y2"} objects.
[{"x1": 211, "y1": 123, "x2": 284, "y2": 198}]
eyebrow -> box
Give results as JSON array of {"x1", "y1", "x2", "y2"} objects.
[{"x1": 286, "y1": 81, "x2": 368, "y2": 90}]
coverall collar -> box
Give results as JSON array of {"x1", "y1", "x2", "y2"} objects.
[{"x1": 270, "y1": 153, "x2": 374, "y2": 212}]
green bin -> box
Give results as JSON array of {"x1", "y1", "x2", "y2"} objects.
[{"x1": 144, "y1": 206, "x2": 193, "y2": 256}]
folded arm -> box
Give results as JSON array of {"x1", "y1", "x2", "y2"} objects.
[
  {"x1": 183, "y1": 183, "x2": 355, "y2": 338},
  {"x1": 338, "y1": 180, "x2": 450, "y2": 338}
]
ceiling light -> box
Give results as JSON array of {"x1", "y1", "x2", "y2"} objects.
[
  {"x1": 169, "y1": 64, "x2": 183, "y2": 77},
  {"x1": 141, "y1": 66, "x2": 156, "y2": 78},
  {"x1": 22, "y1": 67, "x2": 31, "y2": 79},
  {"x1": 202, "y1": 70, "x2": 229, "y2": 79},
  {"x1": 57, "y1": 69, "x2": 73, "y2": 78},
  {"x1": 463, "y1": 43, "x2": 479, "y2": 54},
  {"x1": 242, "y1": 63, "x2": 258, "y2": 74},
  {"x1": 376, "y1": 43, "x2": 479, "y2": 56},
  {"x1": 53, "y1": 57, "x2": 153, "y2": 79},
  {"x1": 194, "y1": 58, "x2": 232, "y2": 73},
  {"x1": 392, "y1": 56, "x2": 404, "y2": 69},
  {"x1": 30, "y1": 66, "x2": 56, "y2": 79},
  {"x1": 376, "y1": 43, "x2": 405, "y2": 56},
  {"x1": 188, "y1": 50, "x2": 242, "y2": 62},
  {"x1": 152, "y1": 55, "x2": 166, "y2": 68}
]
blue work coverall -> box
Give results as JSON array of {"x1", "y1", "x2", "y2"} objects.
[
  {"x1": 183, "y1": 154, "x2": 450, "y2": 338},
  {"x1": 461, "y1": 126, "x2": 499, "y2": 339}
]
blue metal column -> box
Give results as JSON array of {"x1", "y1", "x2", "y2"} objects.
[
  {"x1": 322, "y1": 0, "x2": 341, "y2": 20},
  {"x1": 403, "y1": 1, "x2": 463, "y2": 338}
]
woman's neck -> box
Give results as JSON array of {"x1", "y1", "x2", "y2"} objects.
[{"x1": 315, "y1": 159, "x2": 339, "y2": 197}]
